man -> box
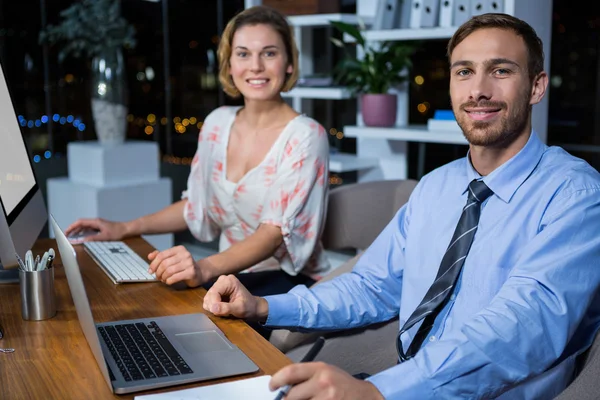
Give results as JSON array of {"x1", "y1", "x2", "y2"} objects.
[{"x1": 203, "y1": 13, "x2": 600, "y2": 399}]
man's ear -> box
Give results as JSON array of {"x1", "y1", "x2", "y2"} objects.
[{"x1": 530, "y1": 71, "x2": 548, "y2": 105}]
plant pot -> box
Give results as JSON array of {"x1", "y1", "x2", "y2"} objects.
[
  {"x1": 361, "y1": 93, "x2": 397, "y2": 127},
  {"x1": 90, "y1": 47, "x2": 128, "y2": 145}
]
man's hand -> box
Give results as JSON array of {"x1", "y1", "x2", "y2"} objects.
[
  {"x1": 147, "y1": 245, "x2": 214, "y2": 287},
  {"x1": 270, "y1": 362, "x2": 384, "y2": 400},
  {"x1": 203, "y1": 275, "x2": 269, "y2": 320}
]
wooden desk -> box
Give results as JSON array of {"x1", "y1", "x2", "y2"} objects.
[{"x1": 0, "y1": 237, "x2": 291, "y2": 399}]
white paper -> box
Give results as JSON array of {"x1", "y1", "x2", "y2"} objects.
[{"x1": 134, "y1": 376, "x2": 275, "y2": 400}]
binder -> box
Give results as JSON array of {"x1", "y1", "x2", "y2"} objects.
[
  {"x1": 399, "y1": 0, "x2": 414, "y2": 28},
  {"x1": 409, "y1": 0, "x2": 424, "y2": 29},
  {"x1": 420, "y1": 0, "x2": 440, "y2": 28},
  {"x1": 453, "y1": 0, "x2": 471, "y2": 26},
  {"x1": 373, "y1": 0, "x2": 402, "y2": 30},
  {"x1": 470, "y1": 0, "x2": 487, "y2": 16},
  {"x1": 485, "y1": 0, "x2": 504, "y2": 13},
  {"x1": 469, "y1": 0, "x2": 503, "y2": 18},
  {"x1": 372, "y1": 0, "x2": 385, "y2": 30},
  {"x1": 357, "y1": 0, "x2": 380, "y2": 18},
  {"x1": 439, "y1": 0, "x2": 455, "y2": 28}
]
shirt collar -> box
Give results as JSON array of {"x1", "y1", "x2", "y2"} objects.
[{"x1": 464, "y1": 131, "x2": 547, "y2": 203}]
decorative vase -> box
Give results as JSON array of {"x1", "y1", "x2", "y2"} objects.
[
  {"x1": 90, "y1": 47, "x2": 128, "y2": 145},
  {"x1": 361, "y1": 93, "x2": 397, "y2": 127}
]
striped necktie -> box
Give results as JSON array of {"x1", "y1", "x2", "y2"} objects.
[{"x1": 397, "y1": 179, "x2": 493, "y2": 362}]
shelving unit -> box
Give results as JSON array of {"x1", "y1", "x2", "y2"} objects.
[
  {"x1": 287, "y1": 13, "x2": 367, "y2": 27},
  {"x1": 345, "y1": 26, "x2": 457, "y2": 42},
  {"x1": 283, "y1": 11, "x2": 369, "y2": 174},
  {"x1": 244, "y1": 0, "x2": 553, "y2": 181},
  {"x1": 344, "y1": 125, "x2": 467, "y2": 145},
  {"x1": 329, "y1": 153, "x2": 378, "y2": 173},
  {"x1": 345, "y1": 0, "x2": 553, "y2": 182},
  {"x1": 281, "y1": 86, "x2": 352, "y2": 100}
]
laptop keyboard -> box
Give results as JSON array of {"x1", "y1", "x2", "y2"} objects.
[
  {"x1": 84, "y1": 241, "x2": 157, "y2": 283},
  {"x1": 98, "y1": 321, "x2": 194, "y2": 382}
]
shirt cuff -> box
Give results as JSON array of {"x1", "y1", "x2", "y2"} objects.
[
  {"x1": 263, "y1": 294, "x2": 301, "y2": 328},
  {"x1": 366, "y1": 358, "x2": 435, "y2": 399}
]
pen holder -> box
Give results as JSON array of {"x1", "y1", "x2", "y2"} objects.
[{"x1": 19, "y1": 267, "x2": 56, "y2": 321}]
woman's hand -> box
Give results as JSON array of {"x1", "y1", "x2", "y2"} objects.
[
  {"x1": 64, "y1": 218, "x2": 128, "y2": 242},
  {"x1": 148, "y1": 245, "x2": 215, "y2": 287}
]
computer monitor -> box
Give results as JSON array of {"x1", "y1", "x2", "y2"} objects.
[{"x1": 0, "y1": 61, "x2": 47, "y2": 283}]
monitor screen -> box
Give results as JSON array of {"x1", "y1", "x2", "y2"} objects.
[
  {"x1": 0, "y1": 61, "x2": 47, "y2": 282},
  {"x1": 0, "y1": 65, "x2": 36, "y2": 221}
]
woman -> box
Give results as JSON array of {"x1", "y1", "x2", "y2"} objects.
[{"x1": 65, "y1": 5, "x2": 331, "y2": 297}]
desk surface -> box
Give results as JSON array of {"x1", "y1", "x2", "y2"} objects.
[{"x1": 0, "y1": 237, "x2": 291, "y2": 399}]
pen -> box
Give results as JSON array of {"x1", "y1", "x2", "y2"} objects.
[
  {"x1": 14, "y1": 252, "x2": 26, "y2": 271},
  {"x1": 46, "y1": 248, "x2": 55, "y2": 269},
  {"x1": 273, "y1": 336, "x2": 325, "y2": 400},
  {"x1": 25, "y1": 250, "x2": 33, "y2": 272},
  {"x1": 38, "y1": 251, "x2": 49, "y2": 271}
]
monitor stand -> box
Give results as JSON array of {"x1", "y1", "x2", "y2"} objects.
[{"x1": 0, "y1": 263, "x2": 19, "y2": 283}]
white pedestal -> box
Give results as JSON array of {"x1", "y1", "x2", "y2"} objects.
[
  {"x1": 47, "y1": 141, "x2": 173, "y2": 251},
  {"x1": 67, "y1": 141, "x2": 160, "y2": 187}
]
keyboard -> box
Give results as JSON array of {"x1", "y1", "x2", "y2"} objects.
[
  {"x1": 98, "y1": 321, "x2": 193, "y2": 381},
  {"x1": 83, "y1": 241, "x2": 157, "y2": 284}
]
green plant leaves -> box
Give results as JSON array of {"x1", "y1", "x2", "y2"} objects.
[
  {"x1": 329, "y1": 20, "x2": 365, "y2": 48},
  {"x1": 329, "y1": 21, "x2": 421, "y2": 94},
  {"x1": 38, "y1": 0, "x2": 137, "y2": 62}
]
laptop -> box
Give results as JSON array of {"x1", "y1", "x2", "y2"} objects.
[{"x1": 50, "y1": 214, "x2": 259, "y2": 394}]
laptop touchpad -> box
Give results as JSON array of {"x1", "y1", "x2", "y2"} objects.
[{"x1": 175, "y1": 331, "x2": 232, "y2": 353}]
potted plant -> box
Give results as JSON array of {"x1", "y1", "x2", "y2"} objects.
[
  {"x1": 330, "y1": 20, "x2": 419, "y2": 127},
  {"x1": 39, "y1": 0, "x2": 137, "y2": 145}
]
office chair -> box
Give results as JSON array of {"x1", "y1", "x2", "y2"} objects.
[
  {"x1": 554, "y1": 329, "x2": 600, "y2": 399},
  {"x1": 269, "y1": 179, "x2": 418, "y2": 375}
]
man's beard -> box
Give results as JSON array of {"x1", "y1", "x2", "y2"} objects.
[{"x1": 452, "y1": 89, "x2": 531, "y2": 148}]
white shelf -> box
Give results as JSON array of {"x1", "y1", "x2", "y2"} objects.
[
  {"x1": 329, "y1": 153, "x2": 378, "y2": 173},
  {"x1": 344, "y1": 26, "x2": 458, "y2": 42},
  {"x1": 344, "y1": 125, "x2": 468, "y2": 145},
  {"x1": 288, "y1": 13, "x2": 367, "y2": 27},
  {"x1": 282, "y1": 87, "x2": 353, "y2": 100}
]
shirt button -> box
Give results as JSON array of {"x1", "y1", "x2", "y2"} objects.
[
  {"x1": 429, "y1": 335, "x2": 436, "y2": 342},
  {"x1": 450, "y1": 294, "x2": 456, "y2": 301}
]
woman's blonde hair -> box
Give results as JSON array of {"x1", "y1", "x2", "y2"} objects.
[{"x1": 217, "y1": 6, "x2": 299, "y2": 98}]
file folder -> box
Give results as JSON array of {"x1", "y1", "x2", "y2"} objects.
[
  {"x1": 453, "y1": 0, "x2": 471, "y2": 26},
  {"x1": 421, "y1": 0, "x2": 440, "y2": 28},
  {"x1": 409, "y1": 0, "x2": 424, "y2": 28},
  {"x1": 471, "y1": 0, "x2": 487, "y2": 16},
  {"x1": 485, "y1": 0, "x2": 504, "y2": 13},
  {"x1": 399, "y1": 0, "x2": 414, "y2": 28},
  {"x1": 439, "y1": 0, "x2": 454, "y2": 27},
  {"x1": 373, "y1": 0, "x2": 402, "y2": 30}
]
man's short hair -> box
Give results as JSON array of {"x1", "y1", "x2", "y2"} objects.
[{"x1": 447, "y1": 13, "x2": 545, "y2": 81}]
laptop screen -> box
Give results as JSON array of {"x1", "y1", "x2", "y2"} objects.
[{"x1": 50, "y1": 214, "x2": 114, "y2": 391}]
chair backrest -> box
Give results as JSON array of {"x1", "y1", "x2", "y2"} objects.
[
  {"x1": 553, "y1": 329, "x2": 600, "y2": 399},
  {"x1": 321, "y1": 179, "x2": 418, "y2": 251},
  {"x1": 269, "y1": 179, "x2": 418, "y2": 362}
]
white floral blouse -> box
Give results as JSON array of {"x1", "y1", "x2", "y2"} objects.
[{"x1": 182, "y1": 106, "x2": 331, "y2": 279}]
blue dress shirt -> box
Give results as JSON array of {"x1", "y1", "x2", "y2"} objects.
[{"x1": 264, "y1": 132, "x2": 600, "y2": 399}]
